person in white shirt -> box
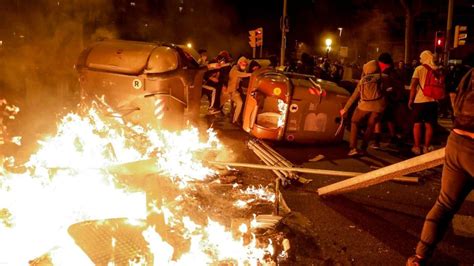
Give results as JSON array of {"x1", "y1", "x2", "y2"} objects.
[{"x1": 408, "y1": 50, "x2": 438, "y2": 155}]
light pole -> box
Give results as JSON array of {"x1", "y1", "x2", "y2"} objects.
[
  {"x1": 280, "y1": 0, "x2": 288, "y2": 67},
  {"x1": 325, "y1": 38, "x2": 332, "y2": 58}
]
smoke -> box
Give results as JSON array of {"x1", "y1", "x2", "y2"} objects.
[
  {"x1": 115, "y1": 0, "x2": 249, "y2": 60},
  {"x1": 0, "y1": 0, "x2": 118, "y2": 154},
  {"x1": 345, "y1": 7, "x2": 397, "y2": 63},
  {"x1": 0, "y1": 0, "x2": 251, "y2": 157}
]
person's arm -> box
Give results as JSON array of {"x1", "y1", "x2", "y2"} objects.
[
  {"x1": 340, "y1": 84, "x2": 360, "y2": 116},
  {"x1": 209, "y1": 72, "x2": 219, "y2": 83},
  {"x1": 230, "y1": 67, "x2": 252, "y2": 78},
  {"x1": 408, "y1": 78, "x2": 419, "y2": 110}
]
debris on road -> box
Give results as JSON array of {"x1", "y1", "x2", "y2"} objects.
[
  {"x1": 318, "y1": 148, "x2": 445, "y2": 196},
  {"x1": 308, "y1": 154, "x2": 325, "y2": 162}
]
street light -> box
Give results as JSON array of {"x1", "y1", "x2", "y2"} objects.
[
  {"x1": 325, "y1": 38, "x2": 332, "y2": 58},
  {"x1": 186, "y1": 42, "x2": 192, "y2": 48}
]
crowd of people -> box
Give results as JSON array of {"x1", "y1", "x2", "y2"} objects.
[
  {"x1": 197, "y1": 49, "x2": 266, "y2": 125},
  {"x1": 196, "y1": 47, "x2": 474, "y2": 266},
  {"x1": 196, "y1": 48, "x2": 471, "y2": 157},
  {"x1": 284, "y1": 50, "x2": 472, "y2": 159}
]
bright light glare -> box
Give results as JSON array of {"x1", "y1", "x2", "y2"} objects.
[
  {"x1": 325, "y1": 38, "x2": 332, "y2": 47},
  {"x1": 187, "y1": 42, "x2": 192, "y2": 48}
]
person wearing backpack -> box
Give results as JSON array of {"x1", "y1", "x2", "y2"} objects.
[
  {"x1": 407, "y1": 57, "x2": 474, "y2": 266},
  {"x1": 340, "y1": 60, "x2": 392, "y2": 156},
  {"x1": 408, "y1": 50, "x2": 445, "y2": 155}
]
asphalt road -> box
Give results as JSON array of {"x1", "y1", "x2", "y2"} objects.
[{"x1": 204, "y1": 110, "x2": 474, "y2": 266}]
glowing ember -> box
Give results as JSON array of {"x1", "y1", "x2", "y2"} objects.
[
  {"x1": 240, "y1": 185, "x2": 276, "y2": 203},
  {"x1": 0, "y1": 102, "x2": 279, "y2": 265}
]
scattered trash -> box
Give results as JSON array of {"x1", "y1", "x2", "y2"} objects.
[{"x1": 309, "y1": 154, "x2": 325, "y2": 162}]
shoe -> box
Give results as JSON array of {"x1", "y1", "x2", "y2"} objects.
[
  {"x1": 348, "y1": 148, "x2": 363, "y2": 156},
  {"x1": 369, "y1": 143, "x2": 381, "y2": 150},
  {"x1": 423, "y1": 145, "x2": 434, "y2": 154},
  {"x1": 411, "y1": 146, "x2": 421, "y2": 156},
  {"x1": 406, "y1": 255, "x2": 426, "y2": 266}
]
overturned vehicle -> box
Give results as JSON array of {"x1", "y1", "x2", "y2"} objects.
[
  {"x1": 242, "y1": 69, "x2": 350, "y2": 143},
  {"x1": 76, "y1": 39, "x2": 206, "y2": 130}
]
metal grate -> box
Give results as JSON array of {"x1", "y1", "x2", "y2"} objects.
[{"x1": 67, "y1": 218, "x2": 152, "y2": 265}]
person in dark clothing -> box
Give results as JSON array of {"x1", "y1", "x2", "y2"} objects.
[
  {"x1": 373, "y1": 53, "x2": 405, "y2": 148},
  {"x1": 297, "y1": 52, "x2": 315, "y2": 75},
  {"x1": 441, "y1": 64, "x2": 471, "y2": 119},
  {"x1": 268, "y1": 55, "x2": 278, "y2": 68},
  {"x1": 202, "y1": 67, "x2": 221, "y2": 114},
  {"x1": 211, "y1": 51, "x2": 233, "y2": 112},
  {"x1": 407, "y1": 54, "x2": 474, "y2": 266},
  {"x1": 396, "y1": 60, "x2": 411, "y2": 86}
]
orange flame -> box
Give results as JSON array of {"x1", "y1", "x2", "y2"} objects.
[{"x1": 0, "y1": 103, "x2": 277, "y2": 265}]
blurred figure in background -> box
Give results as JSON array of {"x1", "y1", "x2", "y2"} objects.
[{"x1": 197, "y1": 49, "x2": 208, "y2": 65}]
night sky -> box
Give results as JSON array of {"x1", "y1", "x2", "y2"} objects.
[
  {"x1": 0, "y1": 0, "x2": 473, "y2": 63},
  {"x1": 109, "y1": 0, "x2": 470, "y2": 60},
  {"x1": 0, "y1": 0, "x2": 472, "y2": 131}
]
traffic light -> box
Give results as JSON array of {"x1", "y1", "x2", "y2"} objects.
[
  {"x1": 454, "y1": 25, "x2": 468, "y2": 48},
  {"x1": 249, "y1": 30, "x2": 256, "y2": 48},
  {"x1": 434, "y1": 31, "x2": 445, "y2": 54},
  {"x1": 255, "y1": 27, "x2": 263, "y2": 47}
]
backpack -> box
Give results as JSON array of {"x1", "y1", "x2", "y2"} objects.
[
  {"x1": 359, "y1": 72, "x2": 383, "y2": 101},
  {"x1": 421, "y1": 64, "x2": 445, "y2": 100},
  {"x1": 453, "y1": 68, "x2": 474, "y2": 131}
]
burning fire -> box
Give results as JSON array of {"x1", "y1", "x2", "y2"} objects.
[
  {"x1": 0, "y1": 102, "x2": 278, "y2": 265},
  {"x1": 277, "y1": 99, "x2": 287, "y2": 128}
]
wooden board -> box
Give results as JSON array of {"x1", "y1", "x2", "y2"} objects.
[{"x1": 317, "y1": 148, "x2": 445, "y2": 196}]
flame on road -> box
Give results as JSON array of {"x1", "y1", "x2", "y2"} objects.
[{"x1": 0, "y1": 103, "x2": 276, "y2": 265}]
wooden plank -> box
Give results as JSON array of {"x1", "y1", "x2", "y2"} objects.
[
  {"x1": 317, "y1": 148, "x2": 445, "y2": 196},
  {"x1": 392, "y1": 176, "x2": 419, "y2": 183},
  {"x1": 209, "y1": 161, "x2": 362, "y2": 177}
]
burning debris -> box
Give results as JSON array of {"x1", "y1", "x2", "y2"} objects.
[
  {"x1": 0, "y1": 101, "x2": 291, "y2": 265},
  {"x1": 0, "y1": 98, "x2": 20, "y2": 146}
]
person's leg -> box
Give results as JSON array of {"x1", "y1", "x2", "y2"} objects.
[
  {"x1": 350, "y1": 108, "x2": 368, "y2": 150},
  {"x1": 388, "y1": 121, "x2": 396, "y2": 138},
  {"x1": 220, "y1": 89, "x2": 230, "y2": 113},
  {"x1": 373, "y1": 122, "x2": 382, "y2": 147},
  {"x1": 202, "y1": 85, "x2": 216, "y2": 109},
  {"x1": 412, "y1": 103, "x2": 425, "y2": 154},
  {"x1": 415, "y1": 133, "x2": 474, "y2": 260},
  {"x1": 231, "y1": 92, "x2": 243, "y2": 124},
  {"x1": 210, "y1": 88, "x2": 216, "y2": 108},
  {"x1": 423, "y1": 102, "x2": 438, "y2": 152},
  {"x1": 214, "y1": 85, "x2": 223, "y2": 110},
  {"x1": 362, "y1": 112, "x2": 382, "y2": 149},
  {"x1": 413, "y1": 123, "x2": 422, "y2": 147},
  {"x1": 424, "y1": 122, "x2": 433, "y2": 148}
]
